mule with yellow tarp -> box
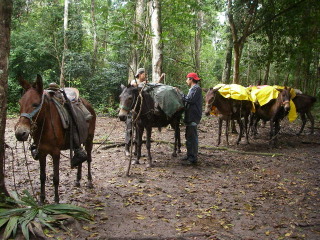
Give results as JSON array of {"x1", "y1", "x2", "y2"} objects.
[
  {"x1": 249, "y1": 86, "x2": 292, "y2": 145},
  {"x1": 204, "y1": 84, "x2": 252, "y2": 145}
]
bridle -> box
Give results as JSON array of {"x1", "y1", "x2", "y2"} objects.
[
  {"x1": 120, "y1": 91, "x2": 137, "y2": 112},
  {"x1": 20, "y1": 91, "x2": 47, "y2": 127},
  {"x1": 205, "y1": 89, "x2": 217, "y2": 113}
]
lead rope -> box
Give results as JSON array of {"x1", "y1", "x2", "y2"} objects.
[
  {"x1": 6, "y1": 143, "x2": 19, "y2": 196},
  {"x1": 22, "y1": 141, "x2": 37, "y2": 200},
  {"x1": 126, "y1": 85, "x2": 146, "y2": 176},
  {"x1": 21, "y1": 94, "x2": 47, "y2": 200}
]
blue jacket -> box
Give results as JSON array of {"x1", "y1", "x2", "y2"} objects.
[{"x1": 182, "y1": 84, "x2": 202, "y2": 124}]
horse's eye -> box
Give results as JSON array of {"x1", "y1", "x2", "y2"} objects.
[{"x1": 32, "y1": 103, "x2": 40, "y2": 108}]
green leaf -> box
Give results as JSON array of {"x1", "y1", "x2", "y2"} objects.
[
  {"x1": 3, "y1": 216, "x2": 19, "y2": 239},
  {"x1": 21, "y1": 221, "x2": 30, "y2": 240},
  {"x1": 0, "y1": 218, "x2": 9, "y2": 228}
]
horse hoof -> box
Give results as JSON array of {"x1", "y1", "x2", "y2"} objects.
[
  {"x1": 132, "y1": 160, "x2": 140, "y2": 165},
  {"x1": 87, "y1": 182, "x2": 94, "y2": 189},
  {"x1": 125, "y1": 150, "x2": 130, "y2": 156},
  {"x1": 172, "y1": 152, "x2": 177, "y2": 157},
  {"x1": 178, "y1": 150, "x2": 182, "y2": 153},
  {"x1": 74, "y1": 181, "x2": 80, "y2": 187},
  {"x1": 146, "y1": 163, "x2": 154, "y2": 168}
]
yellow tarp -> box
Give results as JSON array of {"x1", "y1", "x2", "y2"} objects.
[
  {"x1": 248, "y1": 85, "x2": 297, "y2": 122},
  {"x1": 214, "y1": 84, "x2": 253, "y2": 101},
  {"x1": 211, "y1": 84, "x2": 255, "y2": 114}
]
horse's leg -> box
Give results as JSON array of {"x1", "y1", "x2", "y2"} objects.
[
  {"x1": 75, "y1": 164, "x2": 82, "y2": 187},
  {"x1": 231, "y1": 120, "x2": 238, "y2": 134},
  {"x1": 297, "y1": 113, "x2": 306, "y2": 135},
  {"x1": 253, "y1": 117, "x2": 259, "y2": 137},
  {"x1": 171, "y1": 123, "x2": 178, "y2": 157},
  {"x1": 52, "y1": 153, "x2": 60, "y2": 203},
  {"x1": 146, "y1": 127, "x2": 153, "y2": 168},
  {"x1": 306, "y1": 111, "x2": 315, "y2": 134},
  {"x1": 236, "y1": 118, "x2": 243, "y2": 145},
  {"x1": 39, "y1": 155, "x2": 47, "y2": 204},
  {"x1": 269, "y1": 119, "x2": 274, "y2": 139},
  {"x1": 225, "y1": 119, "x2": 229, "y2": 145},
  {"x1": 133, "y1": 126, "x2": 143, "y2": 165},
  {"x1": 85, "y1": 137, "x2": 94, "y2": 188},
  {"x1": 270, "y1": 119, "x2": 278, "y2": 147},
  {"x1": 244, "y1": 115, "x2": 249, "y2": 144},
  {"x1": 217, "y1": 118, "x2": 222, "y2": 146}
]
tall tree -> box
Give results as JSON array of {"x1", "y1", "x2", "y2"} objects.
[
  {"x1": 91, "y1": 0, "x2": 98, "y2": 72},
  {"x1": 227, "y1": 0, "x2": 258, "y2": 84},
  {"x1": 194, "y1": 0, "x2": 204, "y2": 73},
  {"x1": 149, "y1": 0, "x2": 163, "y2": 83},
  {"x1": 60, "y1": 0, "x2": 69, "y2": 87},
  {"x1": 128, "y1": 0, "x2": 145, "y2": 82},
  {"x1": 0, "y1": 0, "x2": 12, "y2": 196},
  {"x1": 222, "y1": 27, "x2": 233, "y2": 83}
]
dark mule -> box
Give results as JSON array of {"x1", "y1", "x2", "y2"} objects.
[
  {"x1": 118, "y1": 85, "x2": 183, "y2": 167},
  {"x1": 15, "y1": 75, "x2": 96, "y2": 203},
  {"x1": 293, "y1": 94, "x2": 316, "y2": 135},
  {"x1": 250, "y1": 87, "x2": 291, "y2": 144},
  {"x1": 204, "y1": 88, "x2": 252, "y2": 145}
]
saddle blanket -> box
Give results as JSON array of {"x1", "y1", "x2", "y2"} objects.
[{"x1": 144, "y1": 83, "x2": 184, "y2": 118}]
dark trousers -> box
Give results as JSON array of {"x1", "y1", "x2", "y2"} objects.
[{"x1": 185, "y1": 122, "x2": 198, "y2": 162}]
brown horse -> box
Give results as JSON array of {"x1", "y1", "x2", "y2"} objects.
[
  {"x1": 118, "y1": 84, "x2": 183, "y2": 168},
  {"x1": 204, "y1": 88, "x2": 252, "y2": 145},
  {"x1": 293, "y1": 93, "x2": 316, "y2": 135},
  {"x1": 250, "y1": 87, "x2": 291, "y2": 144},
  {"x1": 14, "y1": 75, "x2": 96, "y2": 203}
]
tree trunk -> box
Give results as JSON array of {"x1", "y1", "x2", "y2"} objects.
[
  {"x1": 232, "y1": 42, "x2": 242, "y2": 84},
  {"x1": 222, "y1": 28, "x2": 233, "y2": 84},
  {"x1": 60, "y1": 0, "x2": 69, "y2": 88},
  {"x1": 0, "y1": 0, "x2": 12, "y2": 196},
  {"x1": 227, "y1": 0, "x2": 258, "y2": 84},
  {"x1": 195, "y1": 0, "x2": 203, "y2": 73},
  {"x1": 91, "y1": 0, "x2": 98, "y2": 73},
  {"x1": 128, "y1": 0, "x2": 145, "y2": 82},
  {"x1": 149, "y1": 0, "x2": 163, "y2": 83}
]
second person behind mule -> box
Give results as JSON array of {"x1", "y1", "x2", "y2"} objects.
[{"x1": 179, "y1": 72, "x2": 202, "y2": 165}]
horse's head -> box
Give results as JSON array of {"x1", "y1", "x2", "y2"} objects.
[
  {"x1": 118, "y1": 84, "x2": 139, "y2": 121},
  {"x1": 277, "y1": 87, "x2": 291, "y2": 113},
  {"x1": 15, "y1": 75, "x2": 44, "y2": 141},
  {"x1": 204, "y1": 87, "x2": 219, "y2": 116}
]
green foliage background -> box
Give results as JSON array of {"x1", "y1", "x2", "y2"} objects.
[{"x1": 8, "y1": 0, "x2": 320, "y2": 113}]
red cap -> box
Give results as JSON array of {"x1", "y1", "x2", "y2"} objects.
[{"x1": 186, "y1": 72, "x2": 200, "y2": 80}]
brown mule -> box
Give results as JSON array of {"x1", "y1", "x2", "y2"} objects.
[{"x1": 15, "y1": 75, "x2": 96, "y2": 203}]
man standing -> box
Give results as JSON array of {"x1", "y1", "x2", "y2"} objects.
[{"x1": 181, "y1": 72, "x2": 202, "y2": 165}]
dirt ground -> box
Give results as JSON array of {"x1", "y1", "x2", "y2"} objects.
[{"x1": 4, "y1": 115, "x2": 320, "y2": 240}]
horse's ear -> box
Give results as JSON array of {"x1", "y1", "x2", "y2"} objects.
[
  {"x1": 121, "y1": 84, "x2": 126, "y2": 90},
  {"x1": 17, "y1": 75, "x2": 31, "y2": 91},
  {"x1": 202, "y1": 88, "x2": 208, "y2": 93},
  {"x1": 32, "y1": 74, "x2": 43, "y2": 94}
]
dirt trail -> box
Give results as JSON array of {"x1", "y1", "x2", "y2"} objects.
[{"x1": 4, "y1": 116, "x2": 320, "y2": 240}]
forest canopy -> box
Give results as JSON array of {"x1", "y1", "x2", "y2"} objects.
[{"x1": 8, "y1": 0, "x2": 320, "y2": 113}]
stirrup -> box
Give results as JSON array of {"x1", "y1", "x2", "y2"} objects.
[{"x1": 71, "y1": 148, "x2": 88, "y2": 168}]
